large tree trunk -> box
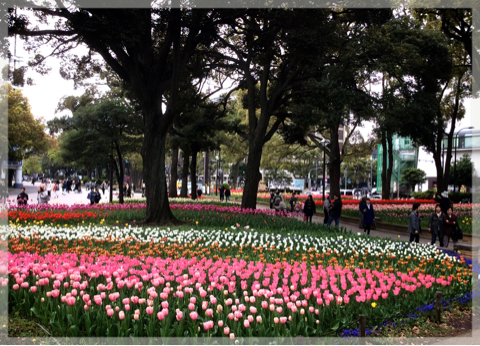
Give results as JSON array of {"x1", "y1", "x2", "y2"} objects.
[
  {"x1": 241, "y1": 141, "x2": 263, "y2": 209},
  {"x1": 169, "y1": 146, "x2": 179, "y2": 198},
  {"x1": 190, "y1": 149, "x2": 198, "y2": 200},
  {"x1": 328, "y1": 125, "x2": 341, "y2": 198},
  {"x1": 109, "y1": 161, "x2": 113, "y2": 203},
  {"x1": 142, "y1": 127, "x2": 179, "y2": 225},
  {"x1": 115, "y1": 141, "x2": 125, "y2": 204},
  {"x1": 180, "y1": 150, "x2": 189, "y2": 198}
]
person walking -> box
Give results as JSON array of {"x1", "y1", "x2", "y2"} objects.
[
  {"x1": 127, "y1": 183, "x2": 132, "y2": 198},
  {"x1": 17, "y1": 187, "x2": 29, "y2": 205},
  {"x1": 443, "y1": 207, "x2": 458, "y2": 248},
  {"x1": 142, "y1": 180, "x2": 146, "y2": 197},
  {"x1": 53, "y1": 182, "x2": 58, "y2": 199},
  {"x1": 323, "y1": 196, "x2": 330, "y2": 224},
  {"x1": 87, "y1": 187, "x2": 96, "y2": 205},
  {"x1": 362, "y1": 198, "x2": 375, "y2": 236},
  {"x1": 270, "y1": 191, "x2": 275, "y2": 209},
  {"x1": 225, "y1": 187, "x2": 231, "y2": 202},
  {"x1": 289, "y1": 192, "x2": 298, "y2": 213},
  {"x1": 428, "y1": 204, "x2": 445, "y2": 247},
  {"x1": 276, "y1": 199, "x2": 288, "y2": 214},
  {"x1": 327, "y1": 194, "x2": 343, "y2": 227},
  {"x1": 408, "y1": 203, "x2": 421, "y2": 243},
  {"x1": 434, "y1": 191, "x2": 451, "y2": 214},
  {"x1": 219, "y1": 185, "x2": 225, "y2": 202},
  {"x1": 303, "y1": 195, "x2": 316, "y2": 223},
  {"x1": 359, "y1": 197, "x2": 367, "y2": 229},
  {"x1": 94, "y1": 188, "x2": 101, "y2": 204},
  {"x1": 66, "y1": 179, "x2": 72, "y2": 193},
  {"x1": 62, "y1": 180, "x2": 67, "y2": 195},
  {"x1": 273, "y1": 191, "x2": 282, "y2": 209},
  {"x1": 37, "y1": 184, "x2": 50, "y2": 205},
  {"x1": 101, "y1": 181, "x2": 106, "y2": 195}
]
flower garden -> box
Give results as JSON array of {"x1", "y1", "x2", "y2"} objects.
[{"x1": 3, "y1": 197, "x2": 477, "y2": 340}]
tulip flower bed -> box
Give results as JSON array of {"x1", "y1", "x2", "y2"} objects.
[
  {"x1": 342, "y1": 204, "x2": 476, "y2": 235},
  {"x1": 8, "y1": 203, "x2": 312, "y2": 232},
  {"x1": 5, "y1": 223, "x2": 473, "y2": 338}
]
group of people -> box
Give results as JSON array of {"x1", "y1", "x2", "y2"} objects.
[
  {"x1": 219, "y1": 186, "x2": 231, "y2": 202},
  {"x1": 408, "y1": 191, "x2": 460, "y2": 247},
  {"x1": 269, "y1": 191, "x2": 344, "y2": 227},
  {"x1": 87, "y1": 186, "x2": 102, "y2": 205}
]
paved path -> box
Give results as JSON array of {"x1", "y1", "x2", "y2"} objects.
[{"x1": 7, "y1": 183, "x2": 134, "y2": 206}]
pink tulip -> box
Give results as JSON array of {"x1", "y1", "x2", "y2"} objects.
[
  {"x1": 280, "y1": 317, "x2": 287, "y2": 324},
  {"x1": 244, "y1": 320, "x2": 250, "y2": 328},
  {"x1": 107, "y1": 309, "x2": 114, "y2": 317},
  {"x1": 256, "y1": 316, "x2": 262, "y2": 323},
  {"x1": 229, "y1": 333, "x2": 235, "y2": 339},
  {"x1": 146, "y1": 307, "x2": 153, "y2": 315},
  {"x1": 206, "y1": 309, "x2": 213, "y2": 316},
  {"x1": 261, "y1": 301, "x2": 268, "y2": 309},
  {"x1": 224, "y1": 327, "x2": 230, "y2": 335},
  {"x1": 247, "y1": 315, "x2": 254, "y2": 323},
  {"x1": 157, "y1": 311, "x2": 165, "y2": 321},
  {"x1": 30, "y1": 286, "x2": 37, "y2": 293},
  {"x1": 67, "y1": 297, "x2": 76, "y2": 306},
  {"x1": 176, "y1": 311, "x2": 183, "y2": 321},
  {"x1": 119, "y1": 311, "x2": 125, "y2": 320}
]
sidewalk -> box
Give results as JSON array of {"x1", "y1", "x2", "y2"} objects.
[{"x1": 7, "y1": 183, "x2": 125, "y2": 206}]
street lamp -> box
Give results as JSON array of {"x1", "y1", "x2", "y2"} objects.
[{"x1": 454, "y1": 126, "x2": 474, "y2": 192}]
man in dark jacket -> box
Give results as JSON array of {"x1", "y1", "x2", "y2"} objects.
[
  {"x1": 17, "y1": 187, "x2": 29, "y2": 205},
  {"x1": 428, "y1": 204, "x2": 445, "y2": 247},
  {"x1": 303, "y1": 195, "x2": 316, "y2": 223},
  {"x1": 289, "y1": 192, "x2": 298, "y2": 212},
  {"x1": 270, "y1": 191, "x2": 275, "y2": 209},
  {"x1": 434, "y1": 191, "x2": 451, "y2": 214},
  {"x1": 219, "y1": 185, "x2": 225, "y2": 202},
  {"x1": 326, "y1": 194, "x2": 343, "y2": 227},
  {"x1": 225, "y1": 187, "x2": 231, "y2": 202}
]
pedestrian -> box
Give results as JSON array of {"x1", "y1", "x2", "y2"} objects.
[
  {"x1": 408, "y1": 203, "x2": 421, "y2": 243},
  {"x1": 326, "y1": 194, "x2": 343, "y2": 227},
  {"x1": 443, "y1": 207, "x2": 458, "y2": 248},
  {"x1": 142, "y1": 181, "x2": 146, "y2": 197},
  {"x1": 289, "y1": 192, "x2": 298, "y2": 213},
  {"x1": 276, "y1": 199, "x2": 288, "y2": 214},
  {"x1": 95, "y1": 188, "x2": 101, "y2": 204},
  {"x1": 17, "y1": 187, "x2": 29, "y2": 206},
  {"x1": 53, "y1": 182, "x2": 58, "y2": 198},
  {"x1": 37, "y1": 184, "x2": 50, "y2": 205},
  {"x1": 303, "y1": 195, "x2": 316, "y2": 223},
  {"x1": 434, "y1": 191, "x2": 451, "y2": 214},
  {"x1": 273, "y1": 191, "x2": 282, "y2": 209},
  {"x1": 219, "y1": 185, "x2": 225, "y2": 202},
  {"x1": 62, "y1": 180, "x2": 67, "y2": 195},
  {"x1": 87, "y1": 187, "x2": 96, "y2": 205},
  {"x1": 225, "y1": 187, "x2": 231, "y2": 202},
  {"x1": 128, "y1": 184, "x2": 133, "y2": 198},
  {"x1": 66, "y1": 179, "x2": 71, "y2": 193},
  {"x1": 362, "y1": 198, "x2": 375, "y2": 236},
  {"x1": 323, "y1": 196, "x2": 330, "y2": 224},
  {"x1": 270, "y1": 191, "x2": 275, "y2": 209},
  {"x1": 101, "y1": 181, "x2": 106, "y2": 195},
  {"x1": 359, "y1": 197, "x2": 367, "y2": 229},
  {"x1": 428, "y1": 204, "x2": 445, "y2": 247}
]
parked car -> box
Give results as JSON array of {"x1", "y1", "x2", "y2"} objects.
[{"x1": 370, "y1": 193, "x2": 382, "y2": 200}]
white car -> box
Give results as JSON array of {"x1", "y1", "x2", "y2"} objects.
[{"x1": 370, "y1": 193, "x2": 382, "y2": 200}]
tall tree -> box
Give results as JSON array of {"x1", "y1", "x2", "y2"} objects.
[{"x1": 10, "y1": 4, "x2": 227, "y2": 224}]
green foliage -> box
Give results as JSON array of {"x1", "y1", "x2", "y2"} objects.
[
  {"x1": 411, "y1": 189, "x2": 437, "y2": 200},
  {"x1": 450, "y1": 154, "x2": 474, "y2": 188},
  {"x1": 401, "y1": 168, "x2": 427, "y2": 192},
  {"x1": 23, "y1": 156, "x2": 42, "y2": 175},
  {"x1": 4, "y1": 84, "x2": 49, "y2": 162}
]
